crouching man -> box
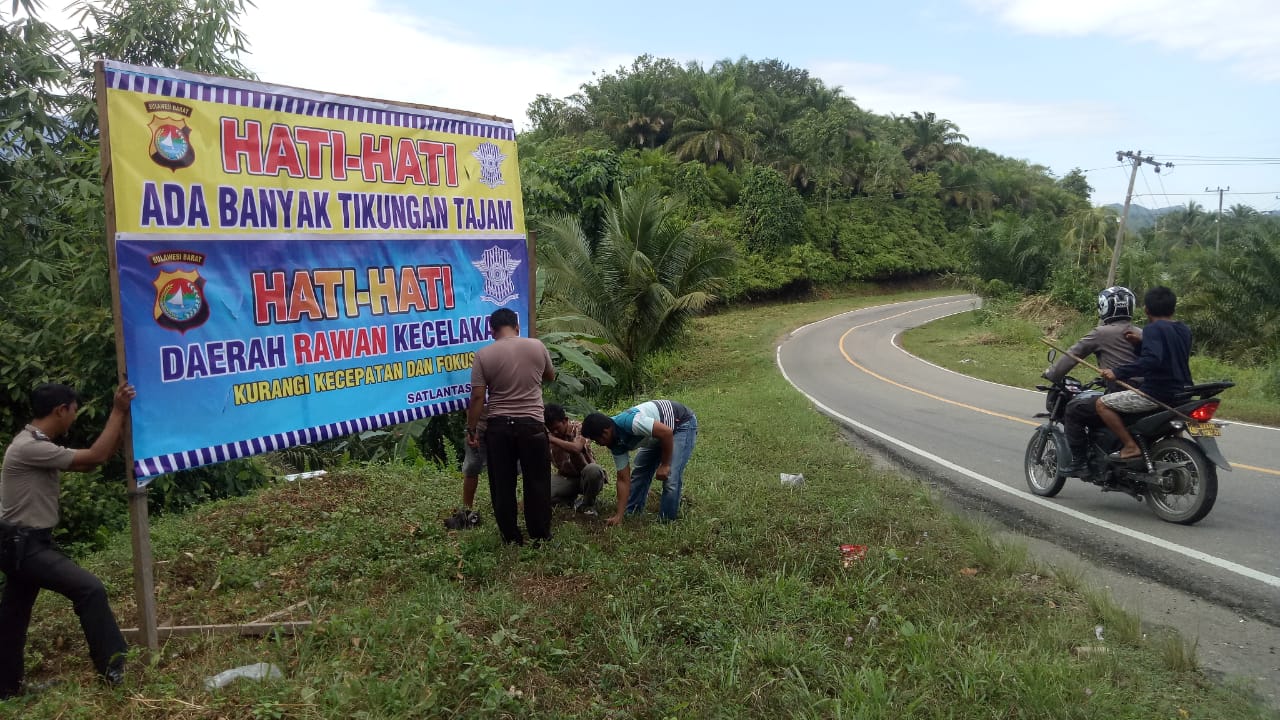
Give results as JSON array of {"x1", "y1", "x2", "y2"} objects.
[{"x1": 543, "y1": 404, "x2": 607, "y2": 516}]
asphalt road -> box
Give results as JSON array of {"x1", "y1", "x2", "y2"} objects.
[{"x1": 777, "y1": 295, "x2": 1280, "y2": 675}]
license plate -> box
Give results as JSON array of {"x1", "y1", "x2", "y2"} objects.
[{"x1": 1186, "y1": 422, "x2": 1220, "y2": 437}]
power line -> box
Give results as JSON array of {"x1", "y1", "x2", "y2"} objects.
[
  {"x1": 1155, "y1": 170, "x2": 1175, "y2": 210},
  {"x1": 1132, "y1": 190, "x2": 1280, "y2": 197},
  {"x1": 1155, "y1": 153, "x2": 1280, "y2": 161},
  {"x1": 1156, "y1": 161, "x2": 1280, "y2": 166}
]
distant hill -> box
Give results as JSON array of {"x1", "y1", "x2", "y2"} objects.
[
  {"x1": 1102, "y1": 203, "x2": 1280, "y2": 228},
  {"x1": 1100, "y1": 203, "x2": 1183, "y2": 231}
]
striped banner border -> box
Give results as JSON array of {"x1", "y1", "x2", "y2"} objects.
[
  {"x1": 102, "y1": 60, "x2": 515, "y2": 141},
  {"x1": 133, "y1": 397, "x2": 468, "y2": 483}
]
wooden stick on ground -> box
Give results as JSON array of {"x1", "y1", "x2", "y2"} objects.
[{"x1": 250, "y1": 600, "x2": 309, "y2": 626}]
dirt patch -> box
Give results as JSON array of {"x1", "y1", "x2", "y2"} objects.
[{"x1": 512, "y1": 572, "x2": 593, "y2": 606}]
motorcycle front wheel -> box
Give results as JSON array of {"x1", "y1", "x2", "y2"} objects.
[
  {"x1": 1024, "y1": 425, "x2": 1067, "y2": 497},
  {"x1": 1146, "y1": 437, "x2": 1218, "y2": 525}
]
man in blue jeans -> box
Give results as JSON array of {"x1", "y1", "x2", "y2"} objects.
[{"x1": 581, "y1": 400, "x2": 697, "y2": 525}]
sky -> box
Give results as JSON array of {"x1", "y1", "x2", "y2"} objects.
[{"x1": 29, "y1": 0, "x2": 1280, "y2": 210}]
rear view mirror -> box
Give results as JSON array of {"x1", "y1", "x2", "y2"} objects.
[{"x1": 1046, "y1": 349, "x2": 1058, "y2": 363}]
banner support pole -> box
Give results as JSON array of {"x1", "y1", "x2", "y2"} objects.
[
  {"x1": 96, "y1": 61, "x2": 160, "y2": 653},
  {"x1": 527, "y1": 231, "x2": 537, "y2": 338}
]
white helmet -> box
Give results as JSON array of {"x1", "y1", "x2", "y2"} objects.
[{"x1": 1097, "y1": 286, "x2": 1136, "y2": 323}]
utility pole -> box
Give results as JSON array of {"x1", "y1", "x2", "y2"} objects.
[
  {"x1": 1109, "y1": 150, "x2": 1172, "y2": 287},
  {"x1": 1206, "y1": 185, "x2": 1228, "y2": 252}
]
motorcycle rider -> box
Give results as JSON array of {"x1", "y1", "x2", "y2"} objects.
[
  {"x1": 1098, "y1": 286, "x2": 1193, "y2": 461},
  {"x1": 1043, "y1": 286, "x2": 1140, "y2": 476}
]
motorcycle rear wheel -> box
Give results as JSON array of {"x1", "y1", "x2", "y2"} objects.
[
  {"x1": 1146, "y1": 437, "x2": 1218, "y2": 525},
  {"x1": 1024, "y1": 426, "x2": 1067, "y2": 497}
]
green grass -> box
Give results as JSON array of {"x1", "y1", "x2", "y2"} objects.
[
  {"x1": 9, "y1": 289, "x2": 1275, "y2": 719},
  {"x1": 902, "y1": 309, "x2": 1280, "y2": 427}
]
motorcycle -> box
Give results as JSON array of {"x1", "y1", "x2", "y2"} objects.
[{"x1": 1024, "y1": 350, "x2": 1233, "y2": 525}]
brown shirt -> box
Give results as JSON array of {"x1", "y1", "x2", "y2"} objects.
[
  {"x1": 549, "y1": 419, "x2": 597, "y2": 477},
  {"x1": 1, "y1": 425, "x2": 76, "y2": 529},
  {"x1": 1045, "y1": 320, "x2": 1141, "y2": 390},
  {"x1": 471, "y1": 335, "x2": 553, "y2": 420}
]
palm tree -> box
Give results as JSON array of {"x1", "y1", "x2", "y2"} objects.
[
  {"x1": 537, "y1": 185, "x2": 737, "y2": 391},
  {"x1": 898, "y1": 111, "x2": 968, "y2": 172},
  {"x1": 1162, "y1": 200, "x2": 1209, "y2": 252},
  {"x1": 669, "y1": 76, "x2": 754, "y2": 169},
  {"x1": 1062, "y1": 208, "x2": 1116, "y2": 274},
  {"x1": 1227, "y1": 203, "x2": 1258, "y2": 219},
  {"x1": 939, "y1": 162, "x2": 995, "y2": 219},
  {"x1": 1182, "y1": 228, "x2": 1280, "y2": 361}
]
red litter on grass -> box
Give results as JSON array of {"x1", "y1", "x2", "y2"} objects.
[{"x1": 840, "y1": 544, "x2": 868, "y2": 567}]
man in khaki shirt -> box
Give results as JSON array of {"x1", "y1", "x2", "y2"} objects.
[
  {"x1": 466, "y1": 308, "x2": 555, "y2": 544},
  {"x1": 544, "y1": 404, "x2": 606, "y2": 515},
  {"x1": 1, "y1": 382, "x2": 134, "y2": 699}
]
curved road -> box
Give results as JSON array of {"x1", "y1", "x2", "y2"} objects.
[{"x1": 777, "y1": 295, "x2": 1280, "y2": 627}]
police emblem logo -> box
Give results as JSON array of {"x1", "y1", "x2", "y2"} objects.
[
  {"x1": 145, "y1": 100, "x2": 196, "y2": 171},
  {"x1": 472, "y1": 246, "x2": 521, "y2": 305},
  {"x1": 471, "y1": 142, "x2": 507, "y2": 189},
  {"x1": 152, "y1": 269, "x2": 210, "y2": 333}
]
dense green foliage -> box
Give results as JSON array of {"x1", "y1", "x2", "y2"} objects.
[{"x1": 520, "y1": 55, "x2": 1094, "y2": 307}]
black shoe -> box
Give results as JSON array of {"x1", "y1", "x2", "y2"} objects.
[
  {"x1": 101, "y1": 665, "x2": 125, "y2": 688},
  {"x1": 443, "y1": 508, "x2": 482, "y2": 530},
  {"x1": 1060, "y1": 462, "x2": 1088, "y2": 477}
]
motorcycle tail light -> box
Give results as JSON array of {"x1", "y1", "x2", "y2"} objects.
[{"x1": 1189, "y1": 401, "x2": 1219, "y2": 422}]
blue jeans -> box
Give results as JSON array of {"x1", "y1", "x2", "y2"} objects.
[{"x1": 626, "y1": 416, "x2": 697, "y2": 521}]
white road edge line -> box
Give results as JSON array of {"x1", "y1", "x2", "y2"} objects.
[{"x1": 775, "y1": 344, "x2": 1280, "y2": 591}]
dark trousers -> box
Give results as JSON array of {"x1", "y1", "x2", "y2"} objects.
[
  {"x1": 0, "y1": 530, "x2": 126, "y2": 697},
  {"x1": 485, "y1": 417, "x2": 552, "y2": 544},
  {"x1": 1065, "y1": 395, "x2": 1101, "y2": 453}
]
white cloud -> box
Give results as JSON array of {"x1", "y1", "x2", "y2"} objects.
[
  {"x1": 237, "y1": 0, "x2": 627, "y2": 128},
  {"x1": 812, "y1": 61, "x2": 1122, "y2": 147},
  {"x1": 969, "y1": 0, "x2": 1280, "y2": 82}
]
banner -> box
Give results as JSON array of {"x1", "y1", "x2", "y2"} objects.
[{"x1": 99, "y1": 61, "x2": 530, "y2": 481}]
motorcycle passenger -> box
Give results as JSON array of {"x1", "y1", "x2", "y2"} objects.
[
  {"x1": 1097, "y1": 286, "x2": 1193, "y2": 461},
  {"x1": 1045, "y1": 286, "x2": 1141, "y2": 477}
]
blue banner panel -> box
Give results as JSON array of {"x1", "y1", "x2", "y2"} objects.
[{"x1": 116, "y1": 234, "x2": 529, "y2": 480}]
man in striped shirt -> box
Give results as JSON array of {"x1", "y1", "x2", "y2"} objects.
[{"x1": 581, "y1": 400, "x2": 698, "y2": 525}]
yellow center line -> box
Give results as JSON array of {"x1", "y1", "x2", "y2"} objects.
[{"x1": 835, "y1": 301, "x2": 1280, "y2": 478}]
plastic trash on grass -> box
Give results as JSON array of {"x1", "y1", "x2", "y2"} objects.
[
  {"x1": 839, "y1": 544, "x2": 868, "y2": 567},
  {"x1": 780, "y1": 473, "x2": 805, "y2": 487},
  {"x1": 204, "y1": 662, "x2": 283, "y2": 690}
]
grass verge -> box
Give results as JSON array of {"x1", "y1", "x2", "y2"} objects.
[
  {"x1": 901, "y1": 305, "x2": 1280, "y2": 427},
  {"x1": 9, "y1": 289, "x2": 1275, "y2": 719}
]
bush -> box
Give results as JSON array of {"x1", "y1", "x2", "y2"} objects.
[
  {"x1": 1046, "y1": 263, "x2": 1097, "y2": 314},
  {"x1": 1264, "y1": 360, "x2": 1280, "y2": 401},
  {"x1": 738, "y1": 164, "x2": 805, "y2": 254}
]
